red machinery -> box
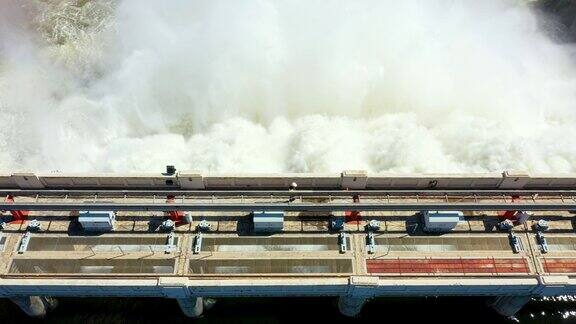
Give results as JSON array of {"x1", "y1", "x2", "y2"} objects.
[
  {"x1": 345, "y1": 194, "x2": 362, "y2": 223},
  {"x1": 166, "y1": 195, "x2": 185, "y2": 225},
  {"x1": 498, "y1": 195, "x2": 529, "y2": 224},
  {"x1": 4, "y1": 195, "x2": 29, "y2": 224}
]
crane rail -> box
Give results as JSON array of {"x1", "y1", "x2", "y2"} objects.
[
  {"x1": 0, "y1": 189, "x2": 575, "y2": 197},
  {"x1": 0, "y1": 202, "x2": 575, "y2": 212}
]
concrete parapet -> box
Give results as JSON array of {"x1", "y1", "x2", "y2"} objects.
[
  {"x1": 5, "y1": 169, "x2": 576, "y2": 190},
  {"x1": 11, "y1": 173, "x2": 44, "y2": 189},
  {"x1": 341, "y1": 170, "x2": 367, "y2": 189},
  {"x1": 499, "y1": 171, "x2": 531, "y2": 189},
  {"x1": 366, "y1": 173, "x2": 504, "y2": 189},
  {"x1": 38, "y1": 174, "x2": 178, "y2": 189},
  {"x1": 202, "y1": 173, "x2": 340, "y2": 189},
  {"x1": 0, "y1": 173, "x2": 17, "y2": 188},
  {"x1": 524, "y1": 174, "x2": 576, "y2": 189},
  {"x1": 178, "y1": 171, "x2": 204, "y2": 189}
]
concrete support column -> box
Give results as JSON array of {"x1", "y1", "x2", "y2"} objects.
[
  {"x1": 177, "y1": 297, "x2": 204, "y2": 318},
  {"x1": 337, "y1": 296, "x2": 367, "y2": 317},
  {"x1": 489, "y1": 296, "x2": 531, "y2": 317},
  {"x1": 10, "y1": 296, "x2": 58, "y2": 318}
]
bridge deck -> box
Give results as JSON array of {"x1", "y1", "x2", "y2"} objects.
[{"x1": 1, "y1": 186, "x2": 576, "y2": 298}]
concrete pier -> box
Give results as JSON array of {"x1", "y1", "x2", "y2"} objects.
[
  {"x1": 488, "y1": 296, "x2": 531, "y2": 317},
  {"x1": 10, "y1": 296, "x2": 57, "y2": 317},
  {"x1": 337, "y1": 296, "x2": 367, "y2": 317},
  {"x1": 176, "y1": 297, "x2": 204, "y2": 318}
]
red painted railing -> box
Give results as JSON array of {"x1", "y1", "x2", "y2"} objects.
[
  {"x1": 367, "y1": 257, "x2": 529, "y2": 275},
  {"x1": 542, "y1": 258, "x2": 576, "y2": 274}
]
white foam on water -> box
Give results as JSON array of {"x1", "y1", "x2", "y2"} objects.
[{"x1": 1, "y1": 0, "x2": 576, "y2": 173}]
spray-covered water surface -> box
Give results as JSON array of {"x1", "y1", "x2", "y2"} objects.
[{"x1": 0, "y1": 0, "x2": 575, "y2": 173}]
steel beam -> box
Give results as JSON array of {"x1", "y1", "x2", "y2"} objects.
[{"x1": 1, "y1": 189, "x2": 575, "y2": 197}]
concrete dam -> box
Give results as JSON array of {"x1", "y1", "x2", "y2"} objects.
[{"x1": 0, "y1": 169, "x2": 576, "y2": 318}]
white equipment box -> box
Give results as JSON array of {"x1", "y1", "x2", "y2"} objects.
[
  {"x1": 422, "y1": 211, "x2": 463, "y2": 232},
  {"x1": 252, "y1": 211, "x2": 284, "y2": 232},
  {"x1": 78, "y1": 211, "x2": 116, "y2": 232}
]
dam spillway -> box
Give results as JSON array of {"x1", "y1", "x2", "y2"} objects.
[{"x1": 1, "y1": 170, "x2": 576, "y2": 318}]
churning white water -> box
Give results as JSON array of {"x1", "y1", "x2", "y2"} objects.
[{"x1": 0, "y1": 0, "x2": 575, "y2": 173}]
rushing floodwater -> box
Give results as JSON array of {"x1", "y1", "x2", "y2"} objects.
[{"x1": 2, "y1": 1, "x2": 576, "y2": 173}]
